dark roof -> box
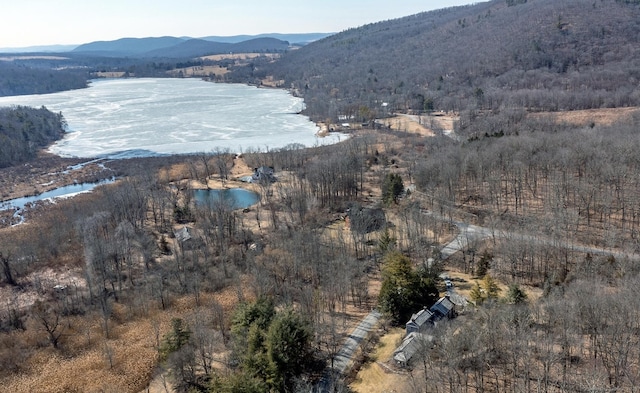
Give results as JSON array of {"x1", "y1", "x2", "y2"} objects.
[
  {"x1": 256, "y1": 166, "x2": 274, "y2": 174},
  {"x1": 252, "y1": 166, "x2": 276, "y2": 182},
  {"x1": 407, "y1": 308, "x2": 434, "y2": 328},
  {"x1": 430, "y1": 296, "x2": 454, "y2": 318}
]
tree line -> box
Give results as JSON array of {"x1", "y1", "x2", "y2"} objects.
[
  {"x1": 0, "y1": 105, "x2": 67, "y2": 167},
  {"x1": 0, "y1": 62, "x2": 87, "y2": 97}
]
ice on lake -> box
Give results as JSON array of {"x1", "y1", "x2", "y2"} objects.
[{"x1": 0, "y1": 78, "x2": 346, "y2": 158}]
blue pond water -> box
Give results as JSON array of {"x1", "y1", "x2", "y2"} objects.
[
  {"x1": 1, "y1": 178, "x2": 115, "y2": 211},
  {"x1": 193, "y1": 188, "x2": 259, "y2": 210}
]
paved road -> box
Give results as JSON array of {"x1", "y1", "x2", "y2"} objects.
[
  {"x1": 315, "y1": 310, "x2": 381, "y2": 392},
  {"x1": 438, "y1": 214, "x2": 639, "y2": 262},
  {"x1": 440, "y1": 221, "x2": 492, "y2": 260},
  {"x1": 332, "y1": 310, "x2": 382, "y2": 373}
]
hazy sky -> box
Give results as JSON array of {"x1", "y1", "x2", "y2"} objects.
[{"x1": 2, "y1": 0, "x2": 477, "y2": 48}]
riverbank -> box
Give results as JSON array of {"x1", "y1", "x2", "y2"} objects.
[{"x1": 0, "y1": 152, "x2": 112, "y2": 202}]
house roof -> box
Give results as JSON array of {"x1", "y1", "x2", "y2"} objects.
[
  {"x1": 393, "y1": 332, "x2": 433, "y2": 364},
  {"x1": 174, "y1": 226, "x2": 192, "y2": 242},
  {"x1": 256, "y1": 166, "x2": 274, "y2": 174},
  {"x1": 407, "y1": 308, "x2": 434, "y2": 328},
  {"x1": 430, "y1": 296, "x2": 454, "y2": 318}
]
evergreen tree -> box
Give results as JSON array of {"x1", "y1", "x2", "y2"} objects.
[
  {"x1": 469, "y1": 281, "x2": 485, "y2": 305},
  {"x1": 158, "y1": 318, "x2": 197, "y2": 392},
  {"x1": 210, "y1": 372, "x2": 267, "y2": 393},
  {"x1": 505, "y1": 283, "x2": 527, "y2": 304},
  {"x1": 225, "y1": 298, "x2": 313, "y2": 392},
  {"x1": 378, "y1": 251, "x2": 438, "y2": 325},
  {"x1": 159, "y1": 318, "x2": 191, "y2": 361},
  {"x1": 482, "y1": 274, "x2": 501, "y2": 300},
  {"x1": 378, "y1": 227, "x2": 397, "y2": 253},
  {"x1": 475, "y1": 250, "x2": 492, "y2": 277},
  {"x1": 381, "y1": 173, "x2": 404, "y2": 205},
  {"x1": 230, "y1": 297, "x2": 276, "y2": 372},
  {"x1": 266, "y1": 308, "x2": 313, "y2": 392}
]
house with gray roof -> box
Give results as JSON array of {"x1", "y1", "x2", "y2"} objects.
[
  {"x1": 393, "y1": 296, "x2": 457, "y2": 368},
  {"x1": 405, "y1": 308, "x2": 435, "y2": 335},
  {"x1": 430, "y1": 296, "x2": 456, "y2": 320},
  {"x1": 393, "y1": 332, "x2": 433, "y2": 367},
  {"x1": 252, "y1": 166, "x2": 276, "y2": 183}
]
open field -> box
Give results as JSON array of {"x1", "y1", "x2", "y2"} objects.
[
  {"x1": 350, "y1": 328, "x2": 409, "y2": 393},
  {"x1": 199, "y1": 53, "x2": 279, "y2": 62},
  {"x1": 529, "y1": 106, "x2": 640, "y2": 127},
  {"x1": 94, "y1": 71, "x2": 127, "y2": 78},
  {"x1": 167, "y1": 65, "x2": 228, "y2": 78}
]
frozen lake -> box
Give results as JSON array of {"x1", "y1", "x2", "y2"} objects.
[{"x1": 0, "y1": 78, "x2": 344, "y2": 158}]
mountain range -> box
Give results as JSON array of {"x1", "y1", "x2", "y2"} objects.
[{"x1": 0, "y1": 33, "x2": 331, "y2": 56}]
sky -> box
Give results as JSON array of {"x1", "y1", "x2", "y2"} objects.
[{"x1": 1, "y1": 0, "x2": 478, "y2": 49}]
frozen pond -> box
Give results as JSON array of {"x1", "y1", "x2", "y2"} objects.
[{"x1": 0, "y1": 78, "x2": 346, "y2": 158}]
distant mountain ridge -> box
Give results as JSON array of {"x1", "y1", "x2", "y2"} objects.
[
  {"x1": 70, "y1": 33, "x2": 331, "y2": 58},
  {"x1": 0, "y1": 44, "x2": 79, "y2": 54},
  {"x1": 143, "y1": 37, "x2": 291, "y2": 58},
  {"x1": 199, "y1": 33, "x2": 331, "y2": 45},
  {"x1": 0, "y1": 33, "x2": 331, "y2": 56},
  {"x1": 72, "y1": 36, "x2": 186, "y2": 56}
]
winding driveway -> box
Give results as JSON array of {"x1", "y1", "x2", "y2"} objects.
[{"x1": 439, "y1": 215, "x2": 639, "y2": 262}]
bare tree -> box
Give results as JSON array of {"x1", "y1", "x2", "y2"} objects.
[
  {"x1": 31, "y1": 300, "x2": 65, "y2": 349},
  {"x1": 0, "y1": 252, "x2": 16, "y2": 286}
]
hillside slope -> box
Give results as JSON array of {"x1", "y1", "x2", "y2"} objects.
[
  {"x1": 244, "y1": 0, "x2": 640, "y2": 121},
  {"x1": 144, "y1": 37, "x2": 290, "y2": 58},
  {"x1": 72, "y1": 36, "x2": 186, "y2": 56},
  {"x1": 73, "y1": 36, "x2": 293, "y2": 58}
]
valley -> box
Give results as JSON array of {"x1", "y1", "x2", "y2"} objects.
[{"x1": 1, "y1": 0, "x2": 640, "y2": 392}]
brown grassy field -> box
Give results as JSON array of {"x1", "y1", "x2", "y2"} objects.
[
  {"x1": 199, "y1": 53, "x2": 279, "y2": 62},
  {"x1": 529, "y1": 106, "x2": 640, "y2": 127},
  {"x1": 94, "y1": 71, "x2": 127, "y2": 78},
  {"x1": 350, "y1": 328, "x2": 409, "y2": 393},
  {"x1": 167, "y1": 65, "x2": 228, "y2": 78}
]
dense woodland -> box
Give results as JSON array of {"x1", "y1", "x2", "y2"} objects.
[
  {"x1": 1, "y1": 0, "x2": 640, "y2": 392},
  {"x1": 0, "y1": 106, "x2": 66, "y2": 167},
  {"x1": 0, "y1": 62, "x2": 88, "y2": 97},
  {"x1": 239, "y1": 0, "x2": 640, "y2": 122}
]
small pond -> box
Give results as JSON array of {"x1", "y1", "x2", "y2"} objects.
[{"x1": 193, "y1": 188, "x2": 260, "y2": 210}]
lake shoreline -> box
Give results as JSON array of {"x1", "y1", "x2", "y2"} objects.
[{"x1": 0, "y1": 78, "x2": 347, "y2": 158}]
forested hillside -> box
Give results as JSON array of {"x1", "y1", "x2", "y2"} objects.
[
  {"x1": 0, "y1": 63, "x2": 88, "y2": 97},
  {"x1": 0, "y1": 106, "x2": 66, "y2": 167},
  {"x1": 237, "y1": 0, "x2": 640, "y2": 121}
]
